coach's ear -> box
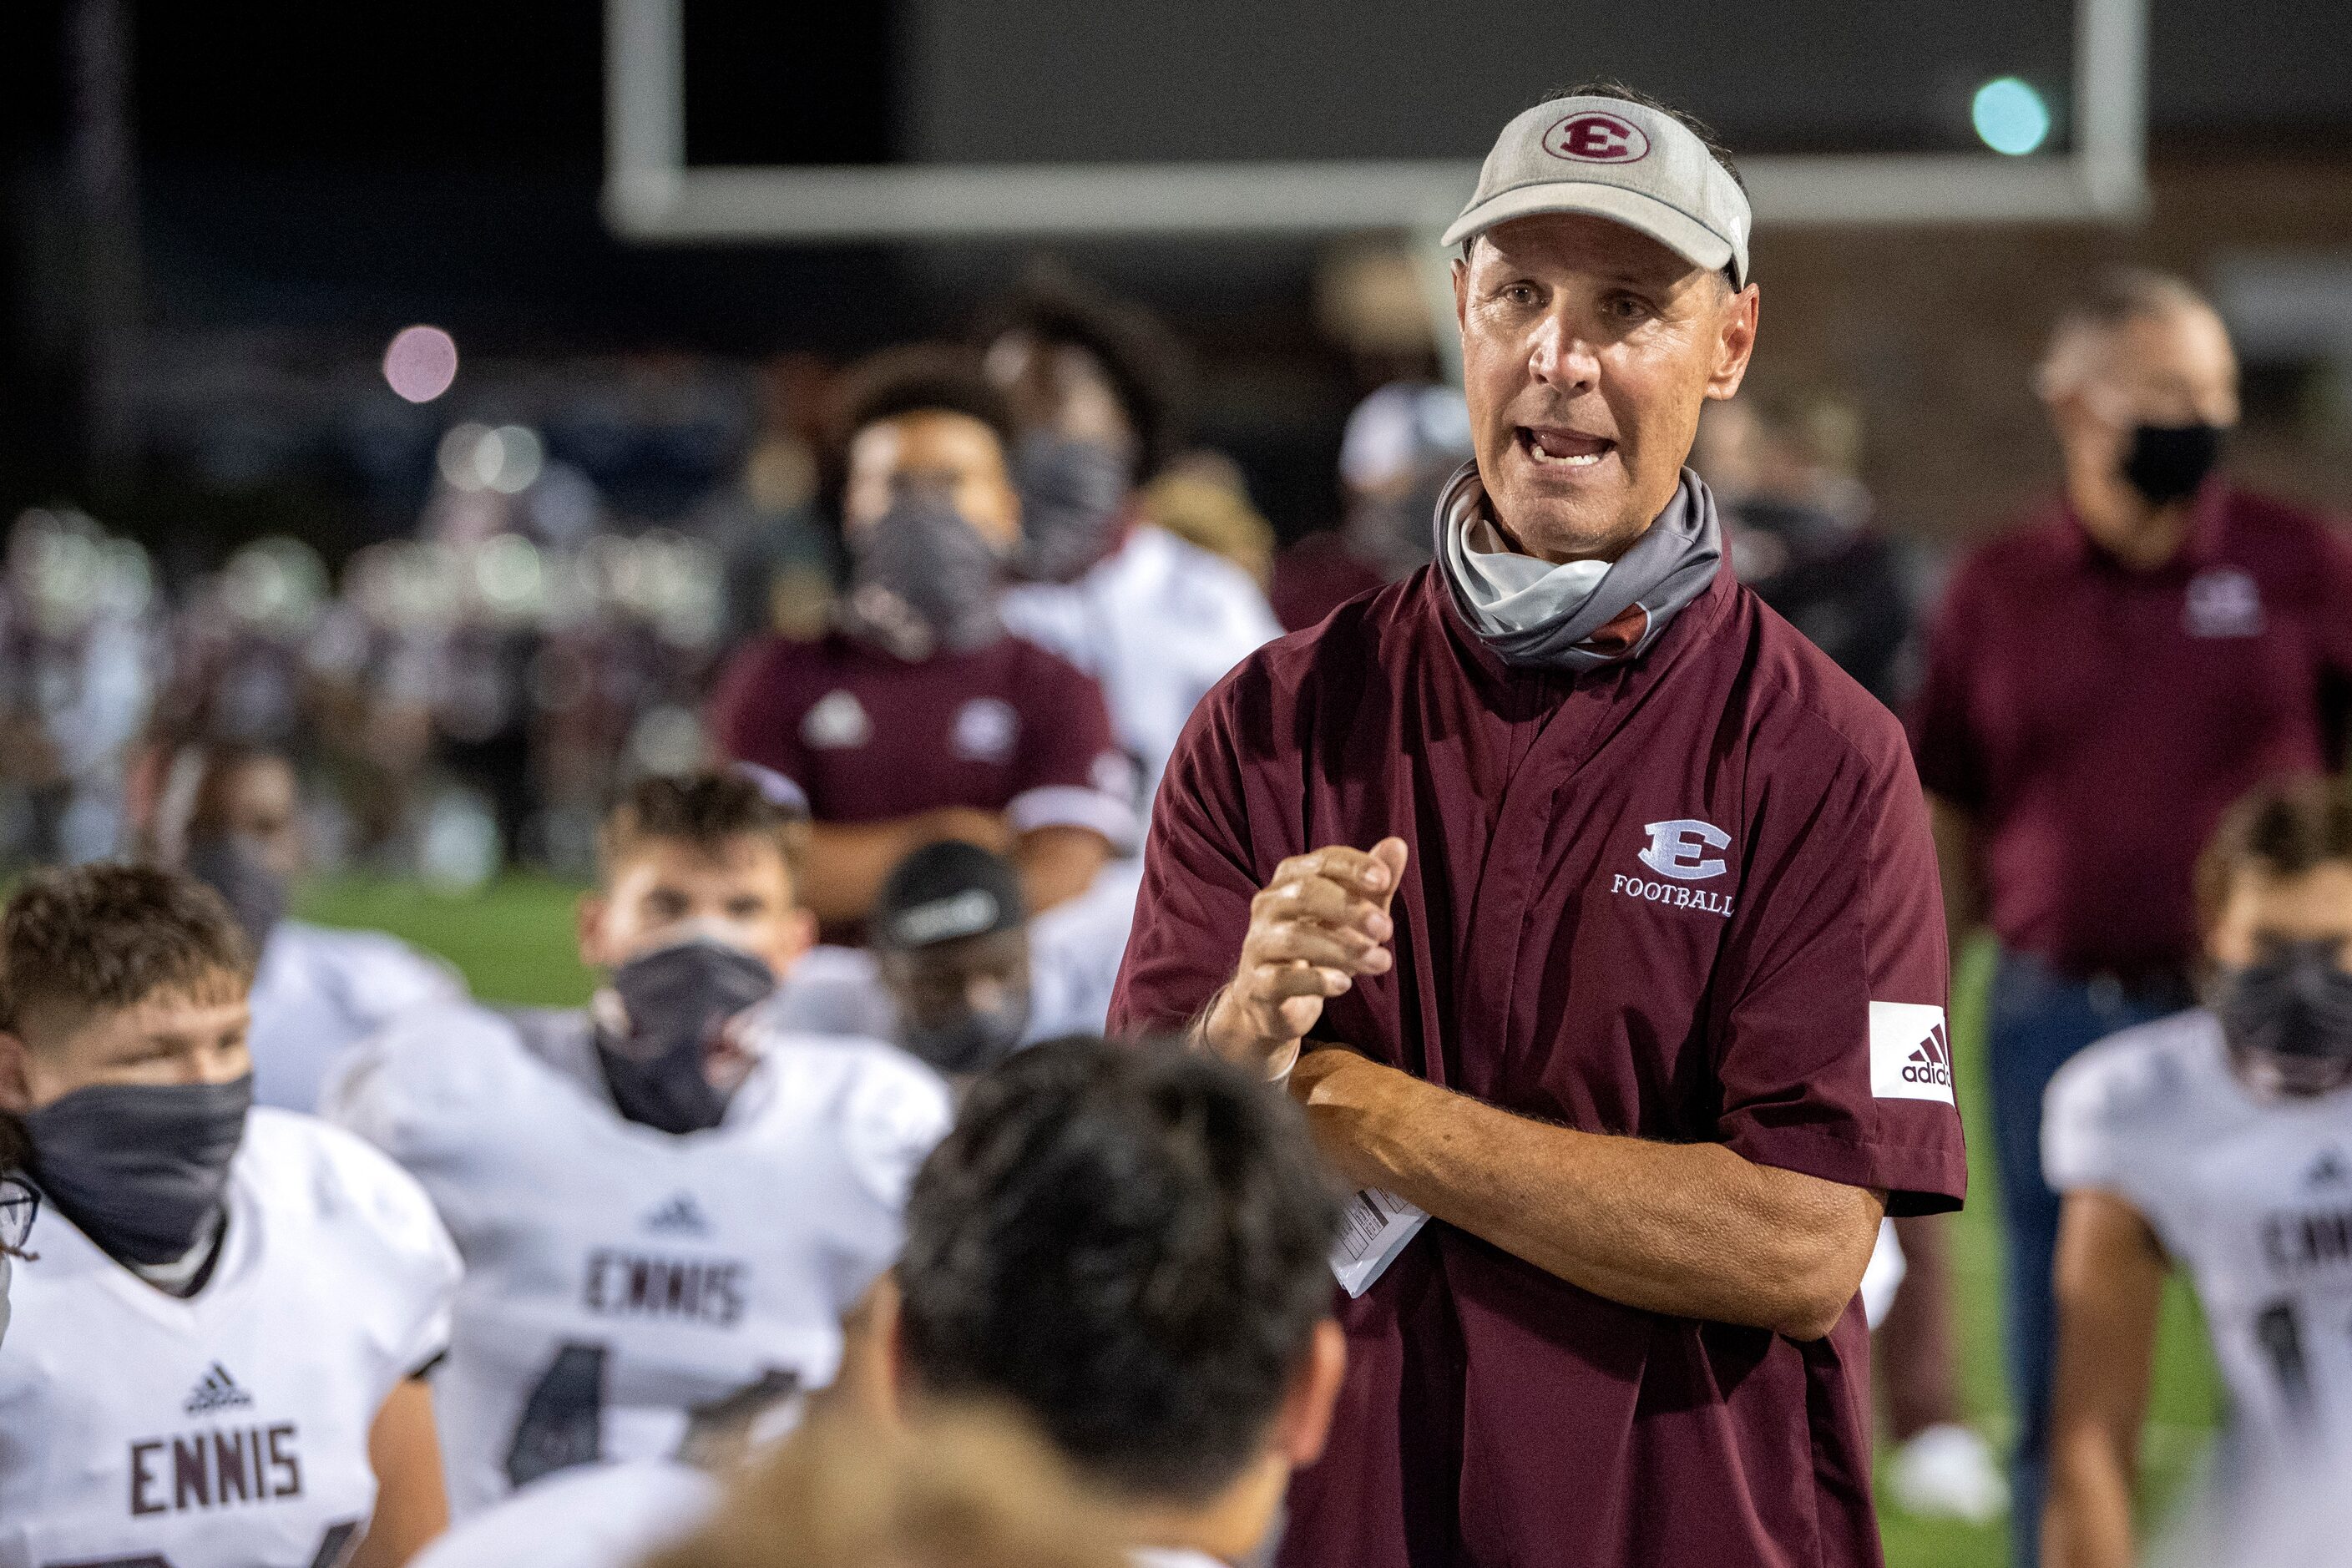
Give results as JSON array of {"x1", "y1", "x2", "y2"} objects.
[
  {"x1": 0, "y1": 1030, "x2": 30, "y2": 1115},
  {"x1": 1275, "y1": 1318, "x2": 1348, "y2": 1469}
]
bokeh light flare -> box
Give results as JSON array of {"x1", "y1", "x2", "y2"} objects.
[
  {"x1": 383, "y1": 325, "x2": 460, "y2": 402},
  {"x1": 1972, "y1": 78, "x2": 2051, "y2": 156}
]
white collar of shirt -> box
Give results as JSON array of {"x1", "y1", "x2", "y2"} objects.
[{"x1": 1128, "y1": 1549, "x2": 1230, "y2": 1568}]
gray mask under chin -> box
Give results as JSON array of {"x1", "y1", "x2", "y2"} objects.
[
  {"x1": 1433, "y1": 462, "x2": 1724, "y2": 673},
  {"x1": 841, "y1": 493, "x2": 1004, "y2": 660}
]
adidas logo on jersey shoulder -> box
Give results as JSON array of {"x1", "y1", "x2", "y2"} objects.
[
  {"x1": 642, "y1": 1193, "x2": 711, "y2": 1237},
  {"x1": 1869, "y1": 1001, "x2": 1956, "y2": 1105},
  {"x1": 185, "y1": 1362, "x2": 255, "y2": 1416}
]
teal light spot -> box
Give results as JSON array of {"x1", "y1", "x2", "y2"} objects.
[{"x1": 1973, "y1": 77, "x2": 2051, "y2": 156}]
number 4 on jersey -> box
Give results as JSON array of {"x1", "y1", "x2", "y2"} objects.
[{"x1": 504, "y1": 1343, "x2": 608, "y2": 1489}]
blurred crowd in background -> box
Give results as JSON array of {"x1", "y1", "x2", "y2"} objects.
[{"x1": 0, "y1": 272, "x2": 1925, "y2": 898}]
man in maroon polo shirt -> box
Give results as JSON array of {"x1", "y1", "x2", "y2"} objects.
[
  {"x1": 711, "y1": 347, "x2": 1134, "y2": 931},
  {"x1": 1112, "y1": 82, "x2": 1964, "y2": 1568},
  {"x1": 1909, "y1": 268, "x2": 2352, "y2": 1566}
]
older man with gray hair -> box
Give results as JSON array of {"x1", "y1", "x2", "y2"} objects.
[{"x1": 1115, "y1": 83, "x2": 1964, "y2": 1568}]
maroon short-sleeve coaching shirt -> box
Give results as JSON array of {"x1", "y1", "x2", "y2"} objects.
[
  {"x1": 710, "y1": 629, "x2": 1136, "y2": 844},
  {"x1": 1112, "y1": 564, "x2": 1964, "y2": 1568},
  {"x1": 1910, "y1": 483, "x2": 2352, "y2": 980}
]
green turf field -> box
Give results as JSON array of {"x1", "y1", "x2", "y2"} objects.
[{"x1": 296, "y1": 876, "x2": 2229, "y2": 1568}]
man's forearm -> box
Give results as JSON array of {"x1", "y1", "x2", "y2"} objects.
[
  {"x1": 803, "y1": 810, "x2": 1010, "y2": 925},
  {"x1": 1312, "y1": 1059, "x2": 1881, "y2": 1339},
  {"x1": 1014, "y1": 824, "x2": 1111, "y2": 914}
]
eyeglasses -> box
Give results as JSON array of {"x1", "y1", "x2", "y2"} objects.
[{"x1": 0, "y1": 1175, "x2": 37, "y2": 1257}]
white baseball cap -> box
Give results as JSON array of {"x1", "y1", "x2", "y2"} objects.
[{"x1": 1443, "y1": 94, "x2": 1752, "y2": 288}]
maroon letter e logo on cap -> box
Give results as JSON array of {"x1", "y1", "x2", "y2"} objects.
[{"x1": 1543, "y1": 112, "x2": 1651, "y2": 164}]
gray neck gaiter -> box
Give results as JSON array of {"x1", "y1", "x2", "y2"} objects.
[{"x1": 1434, "y1": 461, "x2": 1723, "y2": 672}]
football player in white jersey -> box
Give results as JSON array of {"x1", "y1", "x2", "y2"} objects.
[
  {"x1": 2042, "y1": 776, "x2": 2352, "y2": 1568},
  {"x1": 326, "y1": 771, "x2": 952, "y2": 1519},
  {"x1": 147, "y1": 746, "x2": 467, "y2": 1111},
  {"x1": 881, "y1": 1038, "x2": 1348, "y2": 1568},
  {"x1": 0, "y1": 863, "x2": 458, "y2": 1568},
  {"x1": 984, "y1": 285, "x2": 1282, "y2": 810}
]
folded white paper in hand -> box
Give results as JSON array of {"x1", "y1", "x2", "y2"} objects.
[{"x1": 1329, "y1": 1187, "x2": 1429, "y2": 1297}]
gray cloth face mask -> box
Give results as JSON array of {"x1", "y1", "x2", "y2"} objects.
[
  {"x1": 1434, "y1": 461, "x2": 1724, "y2": 672},
  {"x1": 1012, "y1": 433, "x2": 1130, "y2": 584},
  {"x1": 841, "y1": 491, "x2": 1005, "y2": 660},
  {"x1": 25, "y1": 1076, "x2": 252, "y2": 1267}
]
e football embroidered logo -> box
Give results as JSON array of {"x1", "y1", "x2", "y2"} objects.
[
  {"x1": 1636, "y1": 819, "x2": 1730, "y2": 882},
  {"x1": 1613, "y1": 818, "x2": 1736, "y2": 917},
  {"x1": 1869, "y1": 1001, "x2": 1956, "y2": 1105}
]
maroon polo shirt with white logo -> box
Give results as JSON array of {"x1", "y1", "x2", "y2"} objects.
[
  {"x1": 1910, "y1": 483, "x2": 2352, "y2": 981},
  {"x1": 1111, "y1": 564, "x2": 1963, "y2": 1568},
  {"x1": 709, "y1": 629, "x2": 1135, "y2": 845}
]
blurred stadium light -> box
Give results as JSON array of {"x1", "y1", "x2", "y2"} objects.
[{"x1": 601, "y1": 0, "x2": 2147, "y2": 241}]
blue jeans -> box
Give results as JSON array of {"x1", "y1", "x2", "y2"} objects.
[{"x1": 1986, "y1": 949, "x2": 2189, "y2": 1568}]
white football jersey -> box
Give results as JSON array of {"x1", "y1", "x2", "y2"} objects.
[
  {"x1": 411, "y1": 1457, "x2": 719, "y2": 1568},
  {"x1": 2046, "y1": 1008, "x2": 2352, "y2": 1463},
  {"x1": 0, "y1": 1110, "x2": 458, "y2": 1568},
  {"x1": 1001, "y1": 524, "x2": 1281, "y2": 807},
  {"x1": 250, "y1": 920, "x2": 468, "y2": 1112},
  {"x1": 324, "y1": 1002, "x2": 952, "y2": 1518}
]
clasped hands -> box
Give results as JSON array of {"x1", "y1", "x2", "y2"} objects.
[{"x1": 1198, "y1": 836, "x2": 1430, "y2": 1189}]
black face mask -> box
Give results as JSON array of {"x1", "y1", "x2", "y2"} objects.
[
  {"x1": 901, "y1": 989, "x2": 1030, "y2": 1079},
  {"x1": 26, "y1": 1076, "x2": 252, "y2": 1266},
  {"x1": 594, "y1": 941, "x2": 777, "y2": 1136},
  {"x1": 186, "y1": 835, "x2": 288, "y2": 949},
  {"x1": 2121, "y1": 422, "x2": 2222, "y2": 508},
  {"x1": 2213, "y1": 939, "x2": 2352, "y2": 1097},
  {"x1": 1011, "y1": 434, "x2": 1130, "y2": 585}
]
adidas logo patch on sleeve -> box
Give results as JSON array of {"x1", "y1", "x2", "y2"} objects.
[{"x1": 1869, "y1": 1001, "x2": 1955, "y2": 1105}]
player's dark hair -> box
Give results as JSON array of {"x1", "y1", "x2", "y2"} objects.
[
  {"x1": 1543, "y1": 79, "x2": 1746, "y2": 194},
  {"x1": 598, "y1": 770, "x2": 806, "y2": 900},
  {"x1": 974, "y1": 273, "x2": 1192, "y2": 479},
  {"x1": 0, "y1": 863, "x2": 253, "y2": 1037},
  {"x1": 2196, "y1": 775, "x2": 2352, "y2": 933},
  {"x1": 819, "y1": 345, "x2": 1018, "y2": 524},
  {"x1": 896, "y1": 1037, "x2": 1343, "y2": 1502}
]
